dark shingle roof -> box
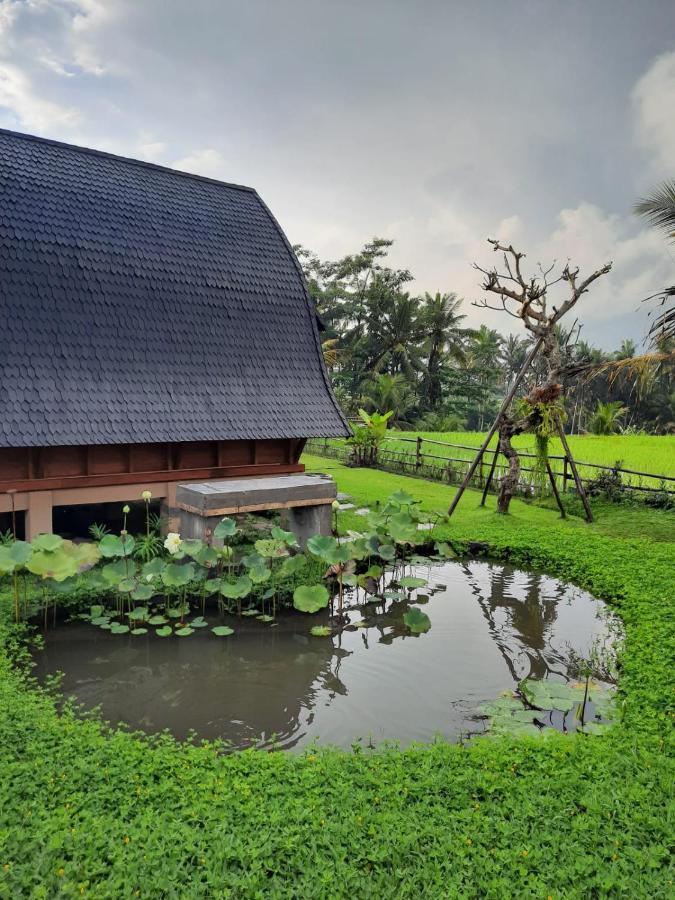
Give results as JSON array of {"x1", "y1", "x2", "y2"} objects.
[{"x1": 0, "y1": 128, "x2": 349, "y2": 447}]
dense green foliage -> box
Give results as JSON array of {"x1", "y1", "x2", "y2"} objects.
[
  {"x1": 0, "y1": 461, "x2": 672, "y2": 897},
  {"x1": 296, "y1": 239, "x2": 674, "y2": 433}
]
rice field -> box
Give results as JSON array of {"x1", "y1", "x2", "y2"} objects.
[{"x1": 307, "y1": 432, "x2": 675, "y2": 490}]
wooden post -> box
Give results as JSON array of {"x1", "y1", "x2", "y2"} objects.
[
  {"x1": 480, "y1": 448, "x2": 500, "y2": 507},
  {"x1": 448, "y1": 337, "x2": 543, "y2": 517},
  {"x1": 562, "y1": 456, "x2": 569, "y2": 494},
  {"x1": 555, "y1": 422, "x2": 593, "y2": 523},
  {"x1": 416, "y1": 437, "x2": 422, "y2": 472},
  {"x1": 545, "y1": 461, "x2": 566, "y2": 518}
]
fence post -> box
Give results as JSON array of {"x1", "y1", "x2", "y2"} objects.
[
  {"x1": 562, "y1": 457, "x2": 569, "y2": 494},
  {"x1": 416, "y1": 437, "x2": 422, "y2": 471}
]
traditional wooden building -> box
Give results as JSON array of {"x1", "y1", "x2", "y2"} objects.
[{"x1": 0, "y1": 129, "x2": 349, "y2": 537}]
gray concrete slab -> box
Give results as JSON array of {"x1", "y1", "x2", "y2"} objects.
[{"x1": 176, "y1": 473, "x2": 336, "y2": 514}]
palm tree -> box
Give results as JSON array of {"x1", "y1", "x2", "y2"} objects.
[
  {"x1": 359, "y1": 373, "x2": 415, "y2": 428},
  {"x1": 500, "y1": 333, "x2": 529, "y2": 388},
  {"x1": 419, "y1": 292, "x2": 466, "y2": 409},
  {"x1": 589, "y1": 400, "x2": 626, "y2": 435},
  {"x1": 635, "y1": 181, "x2": 675, "y2": 343},
  {"x1": 366, "y1": 291, "x2": 424, "y2": 379}
]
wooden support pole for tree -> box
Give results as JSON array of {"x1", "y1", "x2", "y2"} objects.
[
  {"x1": 448, "y1": 338, "x2": 543, "y2": 517},
  {"x1": 416, "y1": 436, "x2": 423, "y2": 471},
  {"x1": 545, "y1": 460, "x2": 566, "y2": 518},
  {"x1": 562, "y1": 456, "x2": 569, "y2": 494},
  {"x1": 480, "y1": 448, "x2": 500, "y2": 507},
  {"x1": 555, "y1": 422, "x2": 593, "y2": 523}
]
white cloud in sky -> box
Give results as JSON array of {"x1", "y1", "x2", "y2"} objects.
[{"x1": 632, "y1": 50, "x2": 675, "y2": 176}]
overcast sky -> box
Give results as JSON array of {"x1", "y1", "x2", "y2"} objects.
[{"x1": 1, "y1": 0, "x2": 674, "y2": 348}]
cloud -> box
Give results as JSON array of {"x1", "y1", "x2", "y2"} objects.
[
  {"x1": 171, "y1": 148, "x2": 230, "y2": 180},
  {"x1": 632, "y1": 51, "x2": 675, "y2": 175},
  {"x1": 0, "y1": 61, "x2": 78, "y2": 131}
]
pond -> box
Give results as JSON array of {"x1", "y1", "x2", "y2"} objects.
[{"x1": 32, "y1": 559, "x2": 619, "y2": 750}]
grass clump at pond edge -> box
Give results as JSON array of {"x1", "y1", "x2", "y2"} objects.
[{"x1": 0, "y1": 457, "x2": 672, "y2": 898}]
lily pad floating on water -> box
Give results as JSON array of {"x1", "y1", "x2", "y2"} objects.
[
  {"x1": 148, "y1": 615, "x2": 168, "y2": 626},
  {"x1": 109, "y1": 624, "x2": 129, "y2": 635},
  {"x1": 241, "y1": 608, "x2": 261, "y2": 617},
  {"x1": 156, "y1": 626, "x2": 173, "y2": 637},
  {"x1": 190, "y1": 617, "x2": 209, "y2": 628},
  {"x1": 212, "y1": 626, "x2": 234, "y2": 637},
  {"x1": 403, "y1": 607, "x2": 431, "y2": 634},
  {"x1": 175, "y1": 627, "x2": 194, "y2": 637},
  {"x1": 91, "y1": 616, "x2": 110, "y2": 626},
  {"x1": 398, "y1": 576, "x2": 427, "y2": 589},
  {"x1": 310, "y1": 625, "x2": 332, "y2": 637},
  {"x1": 130, "y1": 628, "x2": 148, "y2": 636},
  {"x1": 256, "y1": 615, "x2": 275, "y2": 623}
]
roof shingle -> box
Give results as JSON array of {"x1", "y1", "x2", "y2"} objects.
[{"x1": 0, "y1": 128, "x2": 349, "y2": 447}]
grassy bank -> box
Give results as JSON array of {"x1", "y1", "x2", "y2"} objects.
[{"x1": 0, "y1": 459, "x2": 672, "y2": 897}]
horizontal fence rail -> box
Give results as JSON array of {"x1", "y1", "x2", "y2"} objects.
[{"x1": 305, "y1": 435, "x2": 675, "y2": 499}]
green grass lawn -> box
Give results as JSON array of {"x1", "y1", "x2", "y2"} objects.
[
  {"x1": 311, "y1": 431, "x2": 675, "y2": 488},
  {"x1": 0, "y1": 458, "x2": 673, "y2": 898}
]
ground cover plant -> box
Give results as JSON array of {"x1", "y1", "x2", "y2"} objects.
[{"x1": 0, "y1": 460, "x2": 673, "y2": 897}]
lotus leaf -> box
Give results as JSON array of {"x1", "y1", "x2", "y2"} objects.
[
  {"x1": 162, "y1": 562, "x2": 195, "y2": 587},
  {"x1": 389, "y1": 490, "x2": 415, "y2": 506},
  {"x1": 32, "y1": 533, "x2": 64, "y2": 553},
  {"x1": 90, "y1": 605, "x2": 104, "y2": 619},
  {"x1": 8, "y1": 541, "x2": 33, "y2": 566},
  {"x1": 248, "y1": 563, "x2": 272, "y2": 584},
  {"x1": 403, "y1": 607, "x2": 431, "y2": 633},
  {"x1": 377, "y1": 543, "x2": 396, "y2": 560},
  {"x1": 190, "y1": 616, "x2": 209, "y2": 628},
  {"x1": 101, "y1": 559, "x2": 127, "y2": 587},
  {"x1": 310, "y1": 625, "x2": 332, "y2": 637},
  {"x1": 212, "y1": 625, "x2": 234, "y2": 636},
  {"x1": 98, "y1": 534, "x2": 135, "y2": 558},
  {"x1": 241, "y1": 609, "x2": 260, "y2": 617},
  {"x1": 26, "y1": 550, "x2": 78, "y2": 581},
  {"x1": 128, "y1": 607, "x2": 149, "y2": 621},
  {"x1": 117, "y1": 578, "x2": 136, "y2": 593},
  {"x1": 195, "y1": 545, "x2": 219, "y2": 567},
  {"x1": 175, "y1": 627, "x2": 194, "y2": 636},
  {"x1": 306, "y1": 535, "x2": 338, "y2": 559},
  {"x1": 213, "y1": 517, "x2": 238, "y2": 538},
  {"x1": 257, "y1": 615, "x2": 275, "y2": 623},
  {"x1": 254, "y1": 539, "x2": 288, "y2": 559},
  {"x1": 131, "y1": 583, "x2": 154, "y2": 602},
  {"x1": 148, "y1": 615, "x2": 168, "y2": 625},
  {"x1": 62, "y1": 541, "x2": 100, "y2": 571},
  {"x1": 91, "y1": 616, "x2": 110, "y2": 626},
  {"x1": 434, "y1": 542, "x2": 457, "y2": 558},
  {"x1": 156, "y1": 626, "x2": 173, "y2": 637},
  {"x1": 219, "y1": 575, "x2": 252, "y2": 599},
  {"x1": 279, "y1": 555, "x2": 307, "y2": 577},
  {"x1": 142, "y1": 558, "x2": 165, "y2": 578},
  {"x1": 271, "y1": 525, "x2": 299, "y2": 547},
  {"x1": 293, "y1": 584, "x2": 329, "y2": 613},
  {"x1": 110, "y1": 624, "x2": 130, "y2": 634},
  {"x1": 399, "y1": 576, "x2": 427, "y2": 589},
  {"x1": 130, "y1": 628, "x2": 148, "y2": 636},
  {"x1": 0, "y1": 547, "x2": 17, "y2": 575}
]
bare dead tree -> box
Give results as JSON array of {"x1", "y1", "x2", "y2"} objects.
[{"x1": 471, "y1": 239, "x2": 612, "y2": 514}]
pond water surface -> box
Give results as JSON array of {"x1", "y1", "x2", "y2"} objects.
[{"x1": 33, "y1": 560, "x2": 618, "y2": 750}]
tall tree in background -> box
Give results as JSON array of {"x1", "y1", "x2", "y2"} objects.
[{"x1": 419, "y1": 292, "x2": 466, "y2": 410}]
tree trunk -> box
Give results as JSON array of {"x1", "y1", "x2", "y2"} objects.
[{"x1": 496, "y1": 423, "x2": 520, "y2": 514}]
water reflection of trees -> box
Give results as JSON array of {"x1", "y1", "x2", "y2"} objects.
[{"x1": 460, "y1": 562, "x2": 567, "y2": 681}]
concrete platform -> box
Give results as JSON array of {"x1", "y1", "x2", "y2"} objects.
[{"x1": 176, "y1": 473, "x2": 336, "y2": 547}]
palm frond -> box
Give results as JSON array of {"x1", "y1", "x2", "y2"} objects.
[{"x1": 634, "y1": 180, "x2": 675, "y2": 241}]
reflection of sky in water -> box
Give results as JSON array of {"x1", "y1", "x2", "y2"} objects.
[{"x1": 33, "y1": 560, "x2": 620, "y2": 751}]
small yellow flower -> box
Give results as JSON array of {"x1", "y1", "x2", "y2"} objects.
[
  {"x1": 307, "y1": 754, "x2": 317, "y2": 762},
  {"x1": 123, "y1": 836, "x2": 130, "y2": 844},
  {"x1": 57, "y1": 868, "x2": 65, "y2": 877},
  {"x1": 521, "y1": 850, "x2": 528, "y2": 857}
]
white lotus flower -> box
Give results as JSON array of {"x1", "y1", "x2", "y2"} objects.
[{"x1": 164, "y1": 532, "x2": 182, "y2": 555}]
